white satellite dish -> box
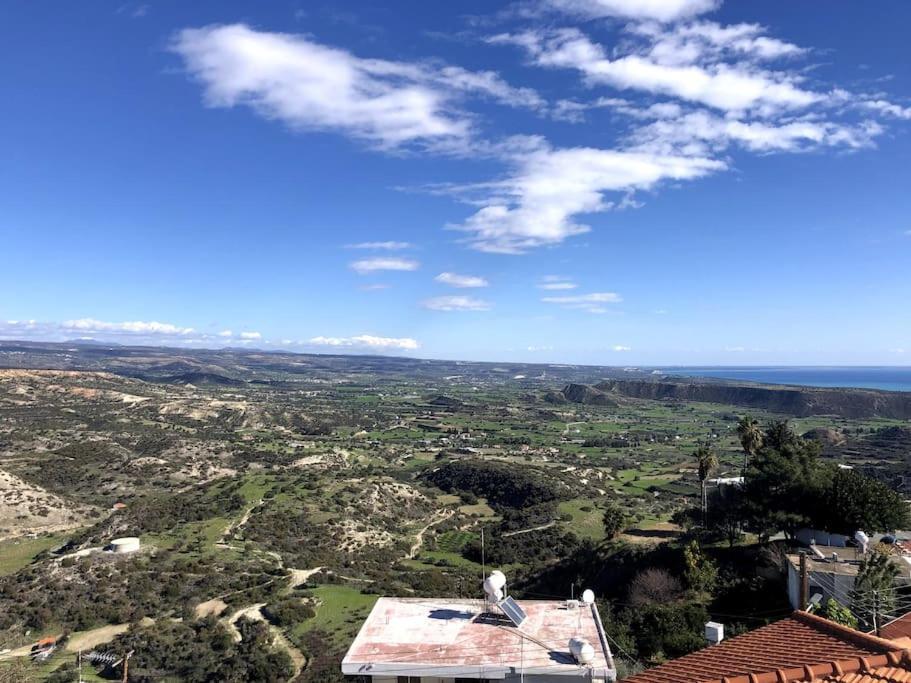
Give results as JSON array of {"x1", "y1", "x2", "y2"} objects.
[{"x1": 581, "y1": 589, "x2": 595, "y2": 604}]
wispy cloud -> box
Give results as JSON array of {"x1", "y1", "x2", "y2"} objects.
[
  {"x1": 346, "y1": 241, "x2": 413, "y2": 250},
  {"x1": 611, "y1": 345, "x2": 632, "y2": 351},
  {"x1": 308, "y1": 334, "x2": 419, "y2": 350},
  {"x1": 538, "y1": 276, "x2": 577, "y2": 290},
  {"x1": 171, "y1": 24, "x2": 542, "y2": 151},
  {"x1": 542, "y1": 292, "x2": 622, "y2": 314},
  {"x1": 422, "y1": 295, "x2": 492, "y2": 311},
  {"x1": 490, "y1": 28, "x2": 819, "y2": 114},
  {"x1": 350, "y1": 257, "x2": 420, "y2": 274},
  {"x1": 449, "y1": 139, "x2": 722, "y2": 253},
  {"x1": 435, "y1": 272, "x2": 489, "y2": 288},
  {"x1": 538, "y1": 0, "x2": 719, "y2": 22},
  {"x1": 62, "y1": 318, "x2": 195, "y2": 335},
  {"x1": 239, "y1": 331, "x2": 262, "y2": 340}
]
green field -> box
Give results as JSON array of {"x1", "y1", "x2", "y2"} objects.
[
  {"x1": 0, "y1": 534, "x2": 67, "y2": 576},
  {"x1": 293, "y1": 585, "x2": 378, "y2": 644}
]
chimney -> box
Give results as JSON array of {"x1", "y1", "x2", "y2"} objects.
[{"x1": 705, "y1": 621, "x2": 724, "y2": 645}]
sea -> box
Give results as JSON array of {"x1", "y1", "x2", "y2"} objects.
[{"x1": 656, "y1": 367, "x2": 911, "y2": 393}]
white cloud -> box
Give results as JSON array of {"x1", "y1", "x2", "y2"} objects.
[
  {"x1": 435, "y1": 272, "x2": 489, "y2": 288},
  {"x1": 542, "y1": 291, "x2": 622, "y2": 313},
  {"x1": 858, "y1": 99, "x2": 911, "y2": 120},
  {"x1": 239, "y1": 331, "x2": 262, "y2": 340},
  {"x1": 630, "y1": 109, "x2": 881, "y2": 155},
  {"x1": 612, "y1": 345, "x2": 632, "y2": 351},
  {"x1": 172, "y1": 24, "x2": 542, "y2": 150},
  {"x1": 538, "y1": 276, "x2": 577, "y2": 290},
  {"x1": 635, "y1": 20, "x2": 806, "y2": 64},
  {"x1": 350, "y1": 257, "x2": 420, "y2": 274},
  {"x1": 308, "y1": 334, "x2": 419, "y2": 350},
  {"x1": 218, "y1": 329, "x2": 233, "y2": 337},
  {"x1": 345, "y1": 241, "x2": 413, "y2": 250},
  {"x1": 422, "y1": 296, "x2": 492, "y2": 311},
  {"x1": 540, "y1": 0, "x2": 719, "y2": 22},
  {"x1": 493, "y1": 28, "x2": 820, "y2": 114},
  {"x1": 61, "y1": 318, "x2": 195, "y2": 335},
  {"x1": 359, "y1": 283, "x2": 391, "y2": 291},
  {"x1": 450, "y1": 140, "x2": 723, "y2": 253}
]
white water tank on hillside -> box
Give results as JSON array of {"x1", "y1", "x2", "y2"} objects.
[
  {"x1": 569, "y1": 637, "x2": 595, "y2": 664},
  {"x1": 110, "y1": 537, "x2": 140, "y2": 554}
]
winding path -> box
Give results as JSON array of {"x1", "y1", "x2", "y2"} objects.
[{"x1": 406, "y1": 509, "x2": 454, "y2": 560}]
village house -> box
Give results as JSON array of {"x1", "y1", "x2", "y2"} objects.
[
  {"x1": 624, "y1": 610, "x2": 911, "y2": 683},
  {"x1": 341, "y1": 572, "x2": 615, "y2": 682}
]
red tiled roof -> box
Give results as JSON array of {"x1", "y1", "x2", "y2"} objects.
[
  {"x1": 625, "y1": 611, "x2": 911, "y2": 683},
  {"x1": 880, "y1": 613, "x2": 911, "y2": 642}
]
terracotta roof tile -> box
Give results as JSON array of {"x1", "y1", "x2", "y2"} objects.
[
  {"x1": 880, "y1": 613, "x2": 911, "y2": 642},
  {"x1": 625, "y1": 612, "x2": 911, "y2": 683}
]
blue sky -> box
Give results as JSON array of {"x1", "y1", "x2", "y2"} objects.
[{"x1": 1, "y1": 0, "x2": 909, "y2": 365}]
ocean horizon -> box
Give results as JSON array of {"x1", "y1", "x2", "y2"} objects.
[{"x1": 656, "y1": 366, "x2": 911, "y2": 393}]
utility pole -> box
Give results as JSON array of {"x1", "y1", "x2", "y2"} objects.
[
  {"x1": 121, "y1": 650, "x2": 134, "y2": 683},
  {"x1": 873, "y1": 590, "x2": 881, "y2": 637},
  {"x1": 798, "y1": 551, "x2": 809, "y2": 610}
]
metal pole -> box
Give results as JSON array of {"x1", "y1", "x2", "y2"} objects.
[
  {"x1": 798, "y1": 551, "x2": 809, "y2": 610},
  {"x1": 874, "y1": 590, "x2": 880, "y2": 637}
]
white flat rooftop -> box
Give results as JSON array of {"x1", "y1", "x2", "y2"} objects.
[{"x1": 341, "y1": 597, "x2": 614, "y2": 679}]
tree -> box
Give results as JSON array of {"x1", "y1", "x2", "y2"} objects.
[
  {"x1": 741, "y1": 421, "x2": 828, "y2": 541},
  {"x1": 705, "y1": 486, "x2": 745, "y2": 548},
  {"x1": 818, "y1": 468, "x2": 911, "y2": 535},
  {"x1": 852, "y1": 545, "x2": 900, "y2": 633},
  {"x1": 602, "y1": 501, "x2": 628, "y2": 540},
  {"x1": 695, "y1": 446, "x2": 718, "y2": 525},
  {"x1": 818, "y1": 597, "x2": 858, "y2": 629},
  {"x1": 736, "y1": 415, "x2": 763, "y2": 474},
  {"x1": 682, "y1": 540, "x2": 717, "y2": 595},
  {"x1": 628, "y1": 568, "x2": 684, "y2": 607}
]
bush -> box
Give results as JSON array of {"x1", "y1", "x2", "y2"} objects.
[{"x1": 262, "y1": 598, "x2": 315, "y2": 627}]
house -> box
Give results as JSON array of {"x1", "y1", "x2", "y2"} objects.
[
  {"x1": 341, "y1": 594, "x2": 615, "y2": 682},
  {"x1": 625, "y1": 610, "x2": 911, "y2": 683},
  {"x1": 786, "y1": 545, "x2": 911, "y2": 610}
]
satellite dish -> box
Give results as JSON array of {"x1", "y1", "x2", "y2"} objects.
[{"x1": 581, "y1": 589, "x2": 595, "y2": 604}]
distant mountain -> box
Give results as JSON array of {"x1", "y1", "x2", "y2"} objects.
[
  {"x1": 162, "y1": 371, "x2": 245, "y2": 387},
  {"x1": 64, "y1": 338, "x2": 121, "y2": 346}
]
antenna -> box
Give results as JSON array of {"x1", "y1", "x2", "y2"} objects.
[{"x1": 481, "y1": 528, "x2": 486, "y2": 606}]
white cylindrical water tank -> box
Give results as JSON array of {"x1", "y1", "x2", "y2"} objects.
[
  {"x1": 110, "y1": 537, "x2": 140, "y2": 554},
  {"x1": 569, "y1": 637, "x2": 595, "y2": 664},
  {"x1": 483, "y1": 570, "x2": 506, "y2": 601}
]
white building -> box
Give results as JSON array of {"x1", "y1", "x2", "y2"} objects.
[{"x1": 341, "y1": 596, "x2": 616, "y2": 682}]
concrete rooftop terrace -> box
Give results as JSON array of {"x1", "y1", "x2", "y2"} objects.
[{"x1": 341, "y1": 597, "x2": 614, "y2": 679}]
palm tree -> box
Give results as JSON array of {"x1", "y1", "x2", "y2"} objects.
[
  {"x1": 736, "y1": 415, "x2": 763, "y2": 475},
  {"x1": 695, "y1": 446, "x2": 719, "y2": 525}
]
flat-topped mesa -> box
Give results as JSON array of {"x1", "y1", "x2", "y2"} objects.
[{"x1": 557, "y1": 378, "x2": 911, "y2": 419}]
